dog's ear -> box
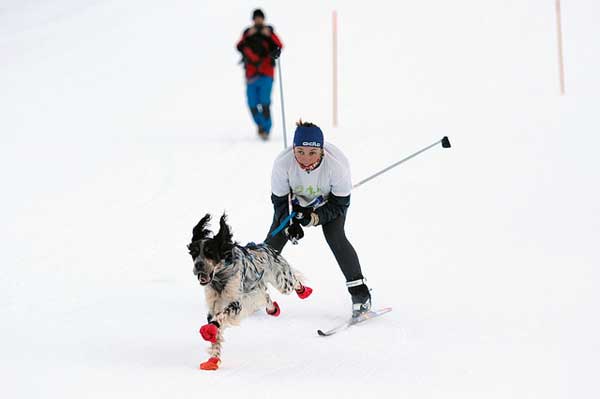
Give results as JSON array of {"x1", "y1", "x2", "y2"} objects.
[
  {"x1": 191, "y1": 213, "x2": 212, "y2": 242},
  {"x1": 213, "y1": 213, "x2": 233, "y2": 248}
]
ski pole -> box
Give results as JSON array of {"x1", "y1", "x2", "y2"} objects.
[
  {"x1": 269, "y1": 137, "x2": 450, "y2": 238},
  {"x1": 276, "y1": 56, "x2": 288, "y2": 149},
  {"x1": 352, "y1": 136, "x2": 451, "y2": 189},
  {"x1": 268, "y1": 137, "x2": 450, "y2": 243}
]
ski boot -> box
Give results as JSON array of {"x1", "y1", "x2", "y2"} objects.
[
  {"x1": 347, "y1": 279, "x2": 371, "y2": 318},
  {"x1": 257, "y1": 126, "x2": 269, "y2": 141}
]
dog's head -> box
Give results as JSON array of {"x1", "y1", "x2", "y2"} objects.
[{"x1": 187, "y1": 213, "x2": 234, "y2": 286}]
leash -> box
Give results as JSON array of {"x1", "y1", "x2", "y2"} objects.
[
  {"x1": 267, "y1": 196, "x2": 322, "y2": 239},
  {"x1": 268, "y1": 211, "x2": 297, "y2": 238}
]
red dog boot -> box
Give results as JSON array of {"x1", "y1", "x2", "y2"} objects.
[
  {"x1": 199, "y1": 322, "x2": 219, "y2": 343},
  {"x1": 296, "y1": 284, "x2": 313, "y2": 299},
  {"x1": 199, "y1": 357, "x2": 220, "y2": 371},
  {"x1": 266, "y1": 301, "x2": 280, "y2": 317}
]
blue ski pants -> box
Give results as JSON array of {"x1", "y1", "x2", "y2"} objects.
[{"x1": 246, "y1": 75, "x2": 273, "y2": 133}]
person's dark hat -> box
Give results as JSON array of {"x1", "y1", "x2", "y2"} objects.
[
  {"x1": 293, "y1": 125, "x2": 324, "y2": 148},
  {"x1": 252, "y1": 9, "x2": 265, "y2": 20}
]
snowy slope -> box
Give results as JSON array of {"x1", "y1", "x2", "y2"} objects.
[{"x1": 2, "y1": 1, "x2": 599, "y2": 398}]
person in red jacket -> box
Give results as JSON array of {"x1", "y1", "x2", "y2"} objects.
[{"x1": 236, "y1": 9, "x2": 283, "y2": 140}]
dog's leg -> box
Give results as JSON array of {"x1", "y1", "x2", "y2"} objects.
[
  {"x1": 200, "y1": 328, "x2": 224, "y2": 371},
  {"x1": 208, "y1": 328, "x2": 224, "y2": 359},
  {"x1": 269, "y1": 260, "x2": 300, "y2": 294},
  {"x1": 200, "y1": 301, "x2": 242, "y2": 342},
  {"x1": 214, "y1": 301, "x2": 242, "y2": 323},
  {"x1": 199, "y1": 302, "x2": 241, "y2": 371},
  {"x1": 264, "y1": 291, "x2": 281, "y2": 316},
  {"x1": 264, "y1": 292, "x2": 274, "y2": 310},
  {"x1": 267, "y1": 259, "x2": 313, "y2": 299}
]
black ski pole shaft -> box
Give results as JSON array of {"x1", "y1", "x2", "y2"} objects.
[
  {"x1": 276, "y1": 57, "x2": 288, "y2": 149},
  {"x1": 352, "y1": 136, "x2": 451, "y2": 189}
]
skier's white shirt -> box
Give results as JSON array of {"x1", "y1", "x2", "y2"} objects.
[{"x1": 271, "y1": 143, "x2": 352, "y2": 207}]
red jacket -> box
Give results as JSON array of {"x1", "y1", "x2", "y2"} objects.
[{"x1": 236, "y1": 25, "x2": 283, "y2": 79}]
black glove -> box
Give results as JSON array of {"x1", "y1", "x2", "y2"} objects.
[
  {"x1": 292, "y1": 204, "x2": 317, "y2": 226},
  {"x1": 270, "y1": 46, "x2": 281, "y2": 59},
  {"x1": 285, "y1": 221, "x2": 304, "y2": 243}
]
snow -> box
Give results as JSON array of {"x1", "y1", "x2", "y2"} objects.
[{"x1": 2, "y1": 0, "x2": 599, "y2": 398}]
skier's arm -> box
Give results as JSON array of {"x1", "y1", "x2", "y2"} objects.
[
  {"x1": 314, "y1": 193, "x2": 350, "y2": 225},
  {"x1": 269, "y1": 193, "x2": 290, "y2": 232},
  {"x1": 236, "y1": 29, "x2": 261, "y2": 63},
  {"x1": 269, "y1": 30, "x2": 283, "y2": 49},
  {"x1": 241, "y1": 47, "x2": 260, "y2": 63},
  {"x1": 268, "y1": 154, "x2": 291, "y2": 234},
  {"x1": 256, "y1": 26, "x2": 282, "y2": 58},
  {"x1": 313, "y1": 158, "x2": 352, "y2": 225},
  {"x1": 235, "y1": 28, "x2": 250, "y2": 52}
]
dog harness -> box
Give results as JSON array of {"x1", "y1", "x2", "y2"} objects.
[{"x1": 228, "y1": 244, "x2": 267, "y2": 293}]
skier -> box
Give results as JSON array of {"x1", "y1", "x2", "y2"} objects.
[
  {"x1": 264, "y1": 120, "x2": 372, "y2": 317},
  {"x1": 236, "y1": 9, "x2": 283, "y2": 141}
]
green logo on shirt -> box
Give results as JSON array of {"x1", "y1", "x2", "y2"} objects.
[{"x1": 293, "y1": 185, "x2": 322, "y2": 197}]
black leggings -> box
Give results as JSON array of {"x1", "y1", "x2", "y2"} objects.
[{"x1": 265, "y1": 214, "x2": 364, "y2": 283}]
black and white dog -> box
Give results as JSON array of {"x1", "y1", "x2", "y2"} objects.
[{"x1": 187, "y1": 213, "x2": 312, "y2": 370}]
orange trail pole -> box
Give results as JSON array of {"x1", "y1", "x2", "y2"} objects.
[
  {"x1": 332, "y1": 10, "x2": 338, "y2": 126},
  {"x1": 555, "y1": 0, "x2": 566, "y2": 95}
]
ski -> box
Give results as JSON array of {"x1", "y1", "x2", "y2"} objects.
[{"x1": 317, "y1": 307, "x2": 392, "y2": 337}]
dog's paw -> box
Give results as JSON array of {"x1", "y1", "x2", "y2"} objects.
[
  {"x1": 199, "y1": 357, "x2": 220, "y2": 371},
  {"x1": 199, "y1": 323, "x2": 219, "y2": 343},
  {"x1": 296, "y1": 285, "x2": 313, "y2": 299},
  {"x1": 266, "y1": 301, "x2": 281, "y2": 317}
]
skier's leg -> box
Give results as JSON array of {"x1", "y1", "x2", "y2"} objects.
[
  {"x1": 246, "y1": 79, "x2": 262, "y2": 128},
  {"x1": 262, "y1": 104, "x2": 271, "y2": 133},
  {"x1": 322, "y1": 214, "x2": 371, "y2": 315},
  {"x1": 264, "y1": 222, "x2": 288, "y2": 252},
  {"x1": 264, "y1": 194, "x2": 290, "y2": 253},
  {"x1": 257, "y1": 76, "x2": 274, "y2": 133},
  {"x1": 322, "y1": 214, "x2": 363, "y2": 281}
]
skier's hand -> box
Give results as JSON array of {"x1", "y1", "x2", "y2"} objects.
[
  {"x1": 270, "y1": 46, "x2": 281, "y2": 60},
  {"x1": 285, "y1": 222, "x2": 304, "y2": 244},
  {"x1": 261, "y1": 27, "x2": 271, "y2": 36},
  {"x1": 247, "y1": 27, "x2": 257, "y2": 36},
  {"x1": 243, "y1": 47, "x2": 260, "y2": 63},
  {"x1": 292, "y1": 203, "x2": 310, "y2": 219},
  {"x1": 292, "y1": 205, "x2": 319, "y2": 226}
]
